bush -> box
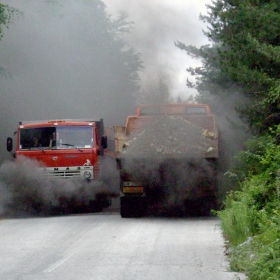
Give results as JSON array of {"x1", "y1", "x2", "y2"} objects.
[{"x1": 218, "y1": 125, "x2": 280, "y2": 279}]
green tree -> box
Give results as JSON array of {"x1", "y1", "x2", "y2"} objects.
[
  {"x1": 176, "y1": 0, "x2": 280, "y2": 132},
  {"x1": 176, "y1": 2, "x2": 280, "y2": 278},
  {"x1": 0, "y1": 3, "x2": 17, "y2": 39},
  {"x1": 0, "y1": 2, "x2": 19, "y2": 75}
]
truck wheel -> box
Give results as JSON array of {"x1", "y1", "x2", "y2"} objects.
[
  {"x1": 89, "y1": 200, "x2": 103, "y2": 213},
  {"x1": 120, "y1": 197, "x2": 145, "y2": 218},
  {"x1": 95, "y1": 193, "x2": 112, "y2": 208},
  {"x1": 198, "y1": 195, "x2": 218, "y2": 216},
  {"x1": 120, "y1": 197, "x2": 132, "y2": 218}
]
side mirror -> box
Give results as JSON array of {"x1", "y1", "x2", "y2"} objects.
[
  {"x1": 7, "y1": 137, "x2": 13, "y2": 152},
  {"x1": 101, "y1": 136, "x2": 107, "y2": 149}
]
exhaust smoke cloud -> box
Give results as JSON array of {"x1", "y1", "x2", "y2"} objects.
[
  {"x1": 103, "y1": 0, "x2": 210, "y2": 98},
  {"x1": 121, "y1": 157, "x2": 216, "y2": 217},
  {"x1": 0, "y1": 156, "x2": 119, "y2": 217}
]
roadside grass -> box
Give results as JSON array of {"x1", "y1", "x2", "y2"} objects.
[{"x1": 217, "y1": 126, "x2": 280, "y2": 280}]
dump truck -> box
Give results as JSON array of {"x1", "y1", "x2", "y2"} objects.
[
  {"x1": 6, "y1": 118, "x2": 111, "y2": 212},
  {"x1": 114, "y1": 103, "x2": 219, "y2": 218}
]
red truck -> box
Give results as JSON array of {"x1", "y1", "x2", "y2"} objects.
[
  {"x1": 7, "y1": 118, "x2": 110, "y2": 212},
  {"x1": 114, "y1": 103, "x2": 219, "y2": 217}
]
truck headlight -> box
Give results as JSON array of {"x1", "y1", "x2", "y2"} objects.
[{"x1": 84, "y1": 171, "x2": 92, "y2": 179}]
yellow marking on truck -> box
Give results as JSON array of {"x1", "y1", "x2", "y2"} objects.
[{"x1": 123, "y1": 186, "x2": 144, "y2": 193}]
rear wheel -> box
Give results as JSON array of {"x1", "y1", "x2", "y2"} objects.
[
  {"x1": 120, "y1": 197, "x2": 145, "y2": 218},
  {"x1": 89, "y1": 200, "x2": 103, "y2": 213},
  {"x1": 95, "y1": 193, "x2": 112, "y2": 208}
]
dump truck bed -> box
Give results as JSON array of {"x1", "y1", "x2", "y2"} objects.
[{"x1": 115, "y1": 114, "x2": 218, "y2": 159}]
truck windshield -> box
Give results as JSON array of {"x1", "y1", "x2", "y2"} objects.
[{"x1": 19, "y1": 126, "x2": 94, "y2": 150}]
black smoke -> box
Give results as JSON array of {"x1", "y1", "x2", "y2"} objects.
[
  {"x1": 120, "y1": 157, "x2": 217, "y2": 217},
  {"x1": 103, "y1": 0, "x2": 209, "y2": 97},
  {"x1": 0, "y1": 156, "x2": 119, "y2": 217}
]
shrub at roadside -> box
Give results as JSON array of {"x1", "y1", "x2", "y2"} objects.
[{"x1": 218, "y1": 125, "x2": 280, "y2": 280}]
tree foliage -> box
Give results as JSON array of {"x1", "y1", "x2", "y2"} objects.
[
  {"x1": 176, "y1": 0, "x2": 280, "y2": 132},
  {"x1": 0, "y1": 3, "x2": 18, "y2": 39},
  {"x1": 177, "y1": 2, "x2": 280, "y2": 278},
  {"x1": 218, "y1": 126, "x2": 280, "y2": 279},
  {"x1": 0, "y1": 2, "x2": 19, "y2": 75}
]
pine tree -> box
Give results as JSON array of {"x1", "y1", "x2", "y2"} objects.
[{"x1": 176, "y1": 0, "x2": 280, "y2": 132}]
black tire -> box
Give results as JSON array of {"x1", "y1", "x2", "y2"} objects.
[
  {"x1": 89, "y1": 200, "x2": 103, "y2": 213},
  {"x1": 120, "y1": 197, "x2": 131, "y2": 218},
  {"x1": 120, "y1": 197, "x2": 145, "y2": 218}
]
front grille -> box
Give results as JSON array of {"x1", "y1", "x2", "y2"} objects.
[
  {"x1": 39, "y1": 166, "x2": 94, "y2": 180},
  {"x1": 43, "y1": 170, "x2": 82, "y2": 179}
]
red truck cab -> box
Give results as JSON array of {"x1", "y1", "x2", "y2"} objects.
[{"x1": 7, "y1": 119, "x2": 107, "y2": 180}]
